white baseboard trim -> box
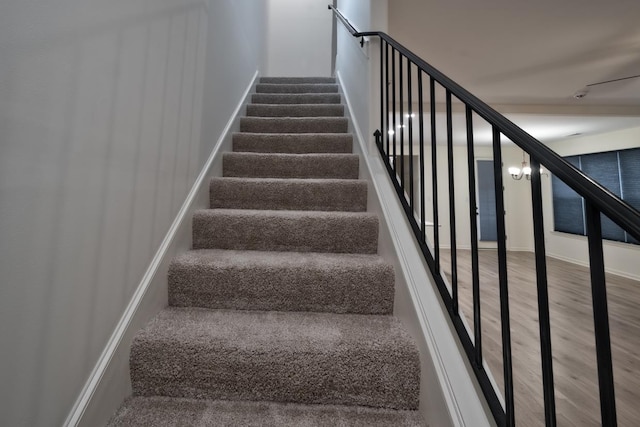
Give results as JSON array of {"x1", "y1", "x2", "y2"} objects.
[
  {"x1": 63, "y1": 70, "x2": 260, "y2": 427},
  {"x1": 336, "y1": 72, "x2": 493, "y2": 427},
  {"x1": 547, "y1": 251, "x2": 640, "y2": 281}
]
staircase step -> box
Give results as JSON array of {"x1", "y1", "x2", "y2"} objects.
[
  {"x1": 169, "y1": 249, "x2": 393, "y2": 314},
  {"x1": 240, "y1": 117, "x2": 348, "y2": 133},
  {"x1": 260, "y1": 76, "x2": 336, "y2": 84},
  {"x1": 130, "y1": 308, "x2": 420, "y2": 409},
  {"x1": 192, "y1": 209, "x2": 378, "y2": 253},
  {"x1": 256, "y1": 83, "x2": 339, "y2": 94},
  {"x1": 108, "y1": 396, "x2": 424, "y2": 426},
  {"x1": 223, "y1": 152, "x2": 358, "y2": 179},
  {"x1": 233, "y1": 133, "x2": 352, "y2": 153},
  {"x1": 246, "y1": 104, "x2": 344, "y2": 117},
  {"x1": 252, "y1": 93, "x2": 341, "y2": 104},
  {"x1": 210, "y1": 177, "x2": 367, "y2": 211}
]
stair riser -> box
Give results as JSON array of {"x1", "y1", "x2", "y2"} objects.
[
  {"x1": 252, "y1": 93, "x2": 341, "y2": 104},
  {"x1": 223, "y1": 153, "x2": 358, "y2": 180},
  {"x1": 232, "y1": 133, "x2": 353, "y2": 154},
  {"x1": 240, "y1": 117, "x2": 348, "y2": 133},
  {"x1": 130, "y1": 310, "x2": 419, "y2": 409},
  {"x1": 260, "y1": 77, "x2": 336, "y2": 84},
  {"x1": 131, "y1": 345, "x2": 419, "y2": 409},
  {"x1": 109, "y1": 397, "x2": 425, "y2": 426},
  {"x1": 246, "y1": 104, "x2": 344, "y2": 117},
  {"x1": 256, "y1": 83, "x2": 339, "y2": 94},
  {"x1": 192, "y1": 210, "x2": 379, "y2": 254},
  {"x1": 168, "y1": 255, "x2": 394, "y2": 314},
  {"x1": 210, "y1": 178, "x2": 367, "y2": 211}
]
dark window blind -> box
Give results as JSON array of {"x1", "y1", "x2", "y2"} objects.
[
  {"x1": 619, "y1": 148, "x2": 640, "y2": 244},
  {"x1": 551, "y1": 147, "x2": 640, "y2": 245},
  {"x1": 477, "y1": 160, "x2": 497, "y2": 241},
  {"x1": 581, "y1": 151, "x2": 626, "y2": 242},
  {"x1": 552, "y1": 155, "x2": 585, "y2": 235}
]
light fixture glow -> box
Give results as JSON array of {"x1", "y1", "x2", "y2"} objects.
[
  {"x1": 509, "y1": 151, "x2": 548, "y2": 181},
  {"x1": 388, "y1": 130, "x2": 395, "y2": 135},
  {"x1": 508, "y1": 167, "x2": 521, "y2": 176}
]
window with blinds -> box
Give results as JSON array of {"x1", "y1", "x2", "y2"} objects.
[{"x1": 551, "y1": 147, "x2": 640, "y2": 244}]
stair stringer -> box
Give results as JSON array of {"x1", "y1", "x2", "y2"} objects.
[
  {"x1": 336, "y1": 72, "x2": 496, "y2": 427},
  {"x1": 64, "y1": 71, "x2": 260, "y2": 427}
]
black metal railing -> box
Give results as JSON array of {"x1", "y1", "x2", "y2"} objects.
[{"x1": 330, "y1": 5, "x2": 640, "y2": 427}]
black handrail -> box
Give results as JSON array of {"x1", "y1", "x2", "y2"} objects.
[{"x1": 331, "y1": 4, "x2": 640, "y2": 427}]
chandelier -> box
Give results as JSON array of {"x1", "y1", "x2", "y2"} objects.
[{"x1": 508, "y1": 151, "x2": 547, "y2": 181}]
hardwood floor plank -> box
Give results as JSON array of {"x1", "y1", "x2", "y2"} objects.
[{"x1": 440, "y1": 249, "x2": 640, "y2": 426}]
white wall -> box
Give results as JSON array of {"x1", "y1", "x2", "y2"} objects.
[
  {"x1": 0, "y1": 1, "x2": 265, "y2": 426},
  {"x1": 265, "y1": 0, "x2": 332, "y2": 77},
  {"x1": 543, "y1": 126, "x2": 640, "y2": 279},
  {"x1": 334, "y1": 0, "x2": 388, "y2": 154},
  {"x1": 415, "y1": 144, "x2": 534, "y2": 253}
]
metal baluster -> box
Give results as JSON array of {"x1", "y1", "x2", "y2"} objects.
[
  {"x1": 408, "y1": 61, "x2": 414, "y2": 212},
  {"x1": 399, "y1": 56, "x2": 405, "y2": 191},
  {"x1": 585, "y1": 201, "x2": 618, "y2": 427},
  {"x1": 466, "y1": 106, "x2": 482, "y2": 366},
  {"x1": 385, "y1": 42, "x2": 390, "y2": 158},
  {"x1": 530, "y1": 157, "x2": 557, "y2": 427},
  {"x1": 379, "y1": 39, "x2": 385, "y2": 152},
  {"x1": 446, "y1": 90, "x2": 458, "y2": 314},
  {"x1": 418, "y1": 71, "x2": 426, "y2": 242},
  {"x1": 392, "y1": 48, "x2": 396, "y2": 173},
  {"x1": 492, "y1": 127, "x2": 515, "y2": 426},
  {"x1": 430, "y1": 77, "x2": 440, "y2": 272}
]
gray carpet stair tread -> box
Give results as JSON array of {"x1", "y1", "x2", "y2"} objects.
[
  {"x1": 232, "y1": 132, "x2": 352, "y2": 153},
  {"x1": 260, "y1": 76, "x2": 336, "y2": 84},
  {"x1": 130, "y1": 308, "x2": 420, "y2": 409},
  {"x1": 252, "y1": 93, "x2": 341, "y2": 104},
  {"x1": 240, "y1": 117, "x2": 348, "y2": 133},
  {"x1": 192, "y1": 209, "x2": 378, "y2": 253},
  {"x1": 169, "y1": 249, "x2": 394, "y2": 314},
  {"x1": 223, "y1": 152, "x2": 358, "y2": 179},
  {"x1": 246, "y1": 103, "x2": 344, "y2": 117},
  {"x1": 256, "y1": 83, "x2": 339, "y2": 93},
  {"x1": 210, "y1": 177, "x2": 367, "y2": 211},
  {"x1": 108, "y1": 396, "x2": 425, "y2": 426}
]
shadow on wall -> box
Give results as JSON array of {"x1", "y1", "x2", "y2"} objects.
[{"x1": 0, "y1": 1, "x2": 207, "y2": 425}]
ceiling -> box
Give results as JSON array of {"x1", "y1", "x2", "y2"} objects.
[{"x1": 387, "y1": 0, "x2": 640, "y2": 142}]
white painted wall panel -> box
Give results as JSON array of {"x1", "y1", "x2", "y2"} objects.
[
  {"x1": 265, "y1": 0, "x2": 332, "y2": 76},
  {"x1": 0, "y1": 1, "x2": 265, "y2": 425}
]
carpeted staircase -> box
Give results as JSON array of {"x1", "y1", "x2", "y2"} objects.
[{"x1": 108, "y1": 77, "x2": 424, "y2": 426}]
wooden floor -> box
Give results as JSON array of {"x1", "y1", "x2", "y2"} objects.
[{"x1": 439, "y1": 250, "x2": 640, "y2": 426}]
